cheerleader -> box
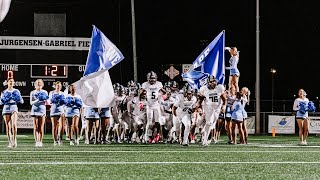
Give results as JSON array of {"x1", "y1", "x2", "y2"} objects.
[
  {"x1": 293, "y1": 89, "x2": 315, "y2": 145},
  {"x1": 99, "y1": 107, "x2": 111, "y2": 144},
  {"x1": 225, "y1": 85, "x2": 236, "y2": 144},
  {"x1": 225, "y1": 47, "x2": 240, "y2": 92},
  {"x1": 0, "y1": 78, "x2": 24, "y2": 148},
  {"x1": 230, "y1": 92, "x2": 245, "y2": 145},
  {"x1": 30, "y1": 79, "x2": 49, "y2": 147},
  {"x1": 48, "y1": 81, "x2": 65, "y2": 146},
  {"x1": 84, "y1": 106, "x2": 100, "y2": 144},
  {"x1": 240, "y1": 87, "x2": 250, "y2": 144},
  {"x1": 65, "y1": 84, "x2": 82, "y2": 145}
]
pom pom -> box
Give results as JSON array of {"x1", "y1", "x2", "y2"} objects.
[
  {"x1": 299, "y1": 102, "x2": 307, "y2": 114},
  {"x1": 57, "y1": 94, "x2": 66, "y2": 106},
  {"x1": 74, "y1": 98, "x2": 82, "y2": 108},
  {"x1": 35, "y1": 91, "x2": 49, "y2": 101},
  {"x1": 51, "y1": 94, "x2": 59, "y2": 104},
  {"x1": 12, "y1": 90, "x2": 22, "y2": 103},
  {"x1": 308, "y1": 101, "x2": 316, "y2": 112},
  {"x1": 1, "y1": 91, "x2": 12, "y2": 104},
  {"x1": 65, "y1": 96, "x2": 74, "y2": 107},
  {"x1": 162, "y1": 95, "x2": 167, "y2": 100},
  {"x1": 51, "y1": 94, "x2": 65, "y2": 106}
]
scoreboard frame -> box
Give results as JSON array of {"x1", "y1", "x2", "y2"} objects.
[{"x1": 0, "y1": 64, "x2": 86, "y2": 96}]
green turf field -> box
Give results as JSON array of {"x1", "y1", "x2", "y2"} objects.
[{"x1": 1, "y1": 134, "x2": 320, "y2": 179}]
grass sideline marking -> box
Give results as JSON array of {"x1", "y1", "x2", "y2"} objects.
[
  {"x1": 2, "y1": 150, "x2": 320, "y2": 153},
  {"x1": 1, "y1": 161, "x2": 320, "y2": 165}
]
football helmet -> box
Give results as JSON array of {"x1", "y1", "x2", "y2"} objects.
[
  {"x1": 147, "y1": 71, "x2": 157, "y2": 84},
  {"x1": 207, "y1": 75, "x2": 218, "y2": 89}
]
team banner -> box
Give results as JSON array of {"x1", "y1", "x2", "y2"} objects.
[
  {"x1": 0, "y1": 36, "x2": 90, "y2": 50},
  {"x1": 308, "y1": 116, "x2": 320, "y2": 134},
  {"x1": 268, "y1": 115, "x2": 295, "y2": 134},
  {"x1": 17, "y1": 111, "x2": 34, "y2": 129}
]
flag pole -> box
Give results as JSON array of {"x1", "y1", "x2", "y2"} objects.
[{"x1": 131, "y1": 0, "x2": 138, "y2": 82}]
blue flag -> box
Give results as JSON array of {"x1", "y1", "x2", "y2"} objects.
[
  {"x1": 182, "y1": 70, "x2": 210, "y2": 90},
  {"x1": 73, "y1": 25, "x2": 123, "y2": 107},
  {"x1": 182, "y1": 30, "x2": 225, "y2": 89},
  {"x1": 83, "y1": 25, "x2": 125, "y2": 77}
]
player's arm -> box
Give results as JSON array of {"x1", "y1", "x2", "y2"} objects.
[
  {"x1": 220, "y1": 91, "x2": 227, "y2": 113},
  {"x1": 197, "y1": 93, "x2": 205, "y2": 108},
  {"x1": 172, "y1": 105, "x2": 178, "y2": 117}
]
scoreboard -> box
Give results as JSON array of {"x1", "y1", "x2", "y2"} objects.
[{"x1": 0, "y1": 64, "x2": 86, "y2": 96}]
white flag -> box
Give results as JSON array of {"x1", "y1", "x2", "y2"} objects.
[{"x1": 73, "y1": 69, "x2": 114, "y2": 108}]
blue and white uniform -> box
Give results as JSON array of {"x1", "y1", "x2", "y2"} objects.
[
  {"x1": 65, "y1": 94, "x2": 82, "y2": 118},
  {"x1": 85, "y1": 107, "x2": 99, "y2": 119},
  {"x1": 100, "y1": 107, "x2": 111, "y2": 118},
  {"x1": 241, "y1": 95, "x2": 248, "y2": 119},
  {"x1": 0, "y1": 88, "x2": 24, "y2": 115},
  {"x1": 293, "y1": 97, "x2": 309, "y2": 119},
  {"x1": 30, "y1": 89, "x2": 48, "y2": 117},
  {"x1": 225, "y1": 47, "x2": 240, "y2": 76},
  {"x1": 225, "y1": 94, "x2": 236, "y2": 120},
  {"x1": 49, "y1": 91, "x2": 65, "y2": 117},
  {"x1": 231, "y1": 99, "x2": 245, "y2": 122}
]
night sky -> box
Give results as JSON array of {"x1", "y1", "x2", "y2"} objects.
[{"x1": 0, "y1": 0, "x2": 319, "y2": 105}]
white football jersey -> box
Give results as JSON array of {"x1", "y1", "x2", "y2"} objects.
[
  {"x1": 174, "y1": 96, "x2": 197, "y2": 118},
  {"x1": 199, "y1": 84, "x2": 225, "y2": 109},
  {"x1": 132, "y1": 97, "x2": 148, "y2": 116},
  {"x1": 142, "y1": 81, "x2": 163, "y2": 107}
]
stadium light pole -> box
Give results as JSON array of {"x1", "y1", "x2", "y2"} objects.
[
  {"x1": 270, "y1": 68, "x2": 276, "y2": 113},
  {"x1": 131, "y1": 0, "x2": 138, "y2": 82},
  {"x1": 255, "y1": 0, "x2": 261, "y2": 134}
]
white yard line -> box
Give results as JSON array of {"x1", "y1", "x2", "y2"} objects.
[
  {"x1": 0, "y1": 135, "x2": 28, "y2": 138},
  {"x1": 0, "y1": 161, "x2": 320, "y2": 165},
  {"x1": 1, "y1": 150, "x2": 320, "y2": 153}
]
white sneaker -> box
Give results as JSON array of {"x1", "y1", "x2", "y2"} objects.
[
  {"x1": 70, "y1": 141, "x2": 74, "y2": 145},
  {"x1": 190, "y1": 140, "x2": 195, "y2": 144},
  {"x1": 54, "y1": 141, "x2": 58, "y2": 146},
  {"x1": 38, "y1": 142, "x2": 43, "y2": 147},
  {"x1": 58, "y1": 140, "x2": 62, "y2": 146},
  {"x1": 84, "y1": 140, "x2": 89, "y2": 144},
  {"x1": 66, "y1": 137, "x2": 70, "y2": 141},
  {"x1": 208, "y1": 139, "x2": 212, "y2": 144},
  {"x1": 76, "y1": 139, "x2": 79, "y2": 145},
  {"x1": 7, "y1": 142, "x2": 13, "y2": 148}
]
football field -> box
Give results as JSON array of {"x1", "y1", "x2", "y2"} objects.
[{"x1": 1, "y1": 134, "x2": 320, "y2": 179}]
